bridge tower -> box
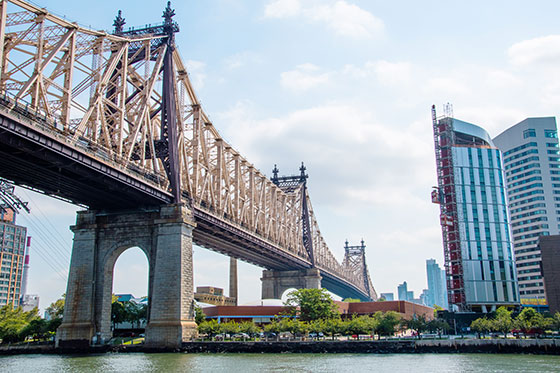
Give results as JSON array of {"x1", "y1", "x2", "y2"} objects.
[
  {"x1": 343, "y1": 240, "x2": 375, "y2": 300},
  {"x1": 261, "y1": 164, "x2": 322, "y2": 299},
  {"x1": 56, "y1": 3, "x2": 197, "y2": 348}
]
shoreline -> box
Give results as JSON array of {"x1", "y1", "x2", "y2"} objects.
[{"x1": 0, "y1": 339, "x2": 559, "y2": 355}]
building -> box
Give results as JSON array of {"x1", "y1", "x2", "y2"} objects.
[
  {"x1": 0, "y1": 209, "x2": 27, "y2": 307},
  {"x1": 397, "y1": 282, "x2": 409, "y2": 301},
  {"x1": 432, "y1": 109, "x2": 519, "y2": 312},
  {"x1": 20, "y1": 294, "x2": 39, "y2": 312},
  {"x1": 493, "y1": 117, "x2": 560, "y2": 309},
  {"x1": 379, "y1": 292, "x2": 394, "y2": 301},
  {"x1": 538, "y1": 235, "x2": 560, "y2": 313},
  {"x1": 195, "y1": 286, "x2": 236, "y2": 306},
  {"x1": 419, "y1": 289, "x2": 430, "y2": 306},
  {"x1": 203, "y1": 301, "x2": 434, "y2": 324},
  {"x1": 426, "y1": 258, "x2": 448, "y2": 309}
]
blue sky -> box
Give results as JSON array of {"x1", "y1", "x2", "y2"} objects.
[{"x1": 11, "y1": 0, "x2": 560, "y2": 311}]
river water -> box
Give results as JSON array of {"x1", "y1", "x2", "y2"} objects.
[{"x1": 1, "y1": 353, "x2": 558, "y2": 372}]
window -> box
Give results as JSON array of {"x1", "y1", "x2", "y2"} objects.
[
  {"x1": 523, "y1": 129, "x2": 536, "y2": 138},
  {"x1": 547, "y1": 142, "x2": 559, "y2": 148},
  {"x1": 544, "y1": 130, "x2": 558, "y2": 138}
]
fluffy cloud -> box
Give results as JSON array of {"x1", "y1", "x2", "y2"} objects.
[
  {"x1": 508, "y1": 35, "x2": 560, "y2": 67},
  {"x1": 264, "y1": 0, "x2": 384, "y2": 39},
  {"x1": 280, "y1": 63, "x2": 331, "y2": 92}
]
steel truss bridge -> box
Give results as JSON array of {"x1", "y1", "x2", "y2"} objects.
[{"x1": 0, "y1": 0, "x2": 377, "y2": 301}]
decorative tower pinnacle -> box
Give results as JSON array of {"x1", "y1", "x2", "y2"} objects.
[
  {"x1": 113, "y1": 10, "x2": 125, "y2": 34},
  {"x1": 272, "y1": 164, "x2": 279, "y2": 184},
  {"x1": 163, "y1": 1, "x2": 176, "y2": 26},
  {"x1": 299, "y1": 162, "x2": 307, "y2": 182}
]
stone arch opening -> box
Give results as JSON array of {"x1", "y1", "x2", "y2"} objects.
[
  {"x1": 111, "y1": 246, "x2": 150, "y2": 335},
  {"x1": 281, "y1": 288, "x2": 298, "y2": 302}
]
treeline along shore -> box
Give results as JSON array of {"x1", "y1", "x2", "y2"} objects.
[{"x1": 1, "y1": 339, "x2": 559, "y2": 355}]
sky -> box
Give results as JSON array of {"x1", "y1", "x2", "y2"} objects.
[{"x1": 9, "y1": 0, "x2": 560, "y2": 312}]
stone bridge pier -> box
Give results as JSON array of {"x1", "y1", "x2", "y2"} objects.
[
  {"x1": 56, "y1": 204, "x2": 197, "y2": 349},
  {"x1": 261, "y1": 268, "x2": 322, "y2": 299}
]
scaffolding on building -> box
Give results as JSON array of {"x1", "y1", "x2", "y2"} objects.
[{"x1": 431, "y1": 104, "x2": 468, "y2": 312}]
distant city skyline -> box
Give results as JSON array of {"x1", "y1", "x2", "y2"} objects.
[{"x1": 10, "y1": 0, "x2": 560, "y2": 312}]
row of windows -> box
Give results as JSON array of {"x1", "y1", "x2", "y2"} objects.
[
  {"x1": 514, "y1": 240, "x2": 539, "y2": 249},
  {"x1": 516, "y1": 253, "x2": 541, "y2": 261},
  {"x1": 507, "y1": 169, "x2": 541, "y2": 183},
  {"x1": 510, "y1": 182, "x2": 543, "y2": 195},
  {"x1": 519, "y1": 282, "x2": 544, "y2": 288},
  {"x1": 514, "y1": 231, "x2": 550, "y2": 240},
  {"x1": 515, "y1": 246, "x2": 539, "y2": 255},
  {"x1": 506, "y1": 162, "x2": 540, "y2": 177},
  {"x1": 513, "y1": 224, "x2": 548, "y2": 235},
  {"x1": 504, "y1": 142, "x2": 537, "y2": 156},
  {"x1": 517, "y1": 275, "x2": 542, "y2": 281},
  {"x1": 518, "y1": 268, "x2": 541, "y2": 274},
  {"x1": 547, "y1": 142, "x2": 559, "y2": 147},
  {"x1": 509, "y1": 189, "x2": 544, "y2": 202},
  {"x1": 510, "y1": 204, "x2": 546, "y2": 215},
  {"x1": 511, "y1": 216, "x2": 547, "y2": 228},
  {"x1": 550, "y1": 163, "x2": 560, "y2": 169},
  {"x1": 509, "y1": 196, "x2": 545, "y2": 208},
  {"x1": 505, "y1": 156, "x2": 540, "y2": 170},
  {"x1": 517, "y1": 260, "x2": 541, "y2": 267},
  {"x1": 550, "y1": 157, "x2": 560, "y2": 162},
  {"x1": 507, "y1": 176, "x2": 542, "y2": 189},
  {"x1": 523, "y1": 129, "x2": 557, "y2": 138},
  {"x1": 504, "y1": 148, "x2": 539, "y2": 164},
  {"x1": 548, "y1": 149, "x2": 560, "y2": 155},
  {"x1": 520, "y1": 289, "x2": 545, "y2": 295}
]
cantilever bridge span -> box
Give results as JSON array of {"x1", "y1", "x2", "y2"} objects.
[{"x1": 0, "y1": 0, "x2": 376, "y2": 347}]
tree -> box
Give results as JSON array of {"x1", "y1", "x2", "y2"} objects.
[
  {"x1": 238, "y1": 321, "x2": 259, "y2": 339},
  {"x1": 549, "y1": 312, "x2": 560, "y2": 333},
  {"x1": 470, "y1": 317, "x2": 491, "y2": 339},
  {"x1": 111, "y1": 301, "x2": 126, "y2": 329},
  {"x1": 403, "y1": 315, "x2": 428, "y2": 338},
  {"x1": 427, "y1": 319, "x2": 450, "y2": 338},
  {"x1": 323, "y1": 317, "x2": 342, "y2": 340},
  {"x1": 491, "y1": 307, "x2": 513, "y2": 338},
  {"x1": 284, "y1": 288, "x2": 339, "y2": 321},
  {"x1": 19, "y1": 318, "x2": 48, "y2": 341},
  {"x1": 515, "y1": 307, "x2": 546, "y2": 337},
  {"x1": 345, "y1": 316, "x2": 370, "y2": 338},
  {"x1": 375, "y1": 311, "x2": 401, "y2": 339},
  {"x1": 195, "y1": 305, "x2": 206, "y2": 325},
  {"x1": 343, "y1": 298, "x2": 361, "y2": 303},
  {"x1": 45, "y1": 294, "x2": 65, "y2": 320},
  {"x1": 198, "y1": 319, "x2": 221, "y2": 340},
  {"x1": 0, "y1": 305, "x2": 39, "y2": 343}
]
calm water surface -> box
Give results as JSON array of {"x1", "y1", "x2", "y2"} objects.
[{"x1": 1, "y1": 353, "x2": 558, "y2": 372}]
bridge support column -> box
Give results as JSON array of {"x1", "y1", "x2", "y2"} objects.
[
  {"x1": 56, "y1": 204, "x2": 197, "y2": 349},
  {"x1": 261, "y1": 268, "x2": 322, "y2": 299}
]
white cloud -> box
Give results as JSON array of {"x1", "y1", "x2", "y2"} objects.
[
  {"x1": 508, "y1": 35, "x2": 560, "y2": 67},
  {"x1": 280, "y1": 63, "x2": 331, "y2": 92},
  {"x1": 185, "y1": 60, "x2": 207, "y2": 89},
  {"x1": 264, "y1": 0, "x2": 384, "y2": 39},
  {"x1": 264, "y1": 0, "x2": 301, "y2": 18},
  {"x1": 224, "y1": 51, "x2": 263, "y2": 70}
]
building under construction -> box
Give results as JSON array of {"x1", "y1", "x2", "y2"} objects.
[{"x1": 432, "y1": 105, "x2": 519, "y2": 312}]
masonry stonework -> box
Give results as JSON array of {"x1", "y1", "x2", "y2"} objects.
[
  {"x1": 261, "y1": 268, "x2": 322, "y2": 299},
  {"x1": 56, "y1": 204, "x2": 197, "y2": 348}
]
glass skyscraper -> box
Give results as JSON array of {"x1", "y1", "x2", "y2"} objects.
[
  {"x1": 493, "y1": 117, "x2": 559, "y2": 308},
  {"x1": 0, "y1": 210, "x2": 26, "y2": 307},
  {"x1": 433, "y1": 112, "x2": 519, "y2": 312},
  {"x1": 426, "y1": 259, "x2": 448, "y2": 309}
]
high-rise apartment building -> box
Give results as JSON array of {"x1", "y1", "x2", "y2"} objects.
[
  {"x1": 0, "y1": 209, "x2": 27, "y2": 307},
  {"x1": 379, "y1": 292, "x2": 394, "y2": 301},
  {"x1": 493, "y1": 117, "x2": 560, "y2": 308},
  {"x1": 426, "y1": 259, "x2": 448, "y2": 309},
  {"x1": 432, "y1": 108, "x2": 519, "y2": 312},
  {"x1": 397, "y1": 281, "x2": 409, "y2": 301}
]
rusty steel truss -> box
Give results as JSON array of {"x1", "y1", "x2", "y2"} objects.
[{"x1": 0, "y1": 0, "x2": 377, "y2": 300}]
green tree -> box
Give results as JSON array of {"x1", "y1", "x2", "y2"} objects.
[
  {"x1": 375, "y1": 311, "x2": 401, "y2": 339},
  {"x1": 238, "y1": 321, "x2": 259, "y2": 339},
  {"x1": 219, "y1": 320, "x2": 240, "y2": 337},
  {"x1": 323, "y1": 317, "x2": 342, "y2": 340},
  {"x1": 403, "y1": 315, "x2": 428, "y2": 338},
  {"x1": 515, "y1": 308, "x2": 546, "y2": 337},
  {"x1": 470, "y1": 317, "x2": 491, "y2": 339},
  {"x1": 0, "y1": 305, "x2": 39, "y2": 343},
  {"x1": 111, "y1": 300, "x2": 126, "y2": 329},
  {"x1": 194, "y1": 305, "x2": 206, "y2": 325},
  {"x1": 549, "y1": 312, "x2": 560, "y2": 332},
  {"x1": 343, "y1": 298, "x2": 361, "y2": 303},
  {"x1": 45, "y1": 294, "x2": 65, "y2": 320},
  {"x1": 308, "y1": 319, "x2": 325, "y2": 339},
  {"x1": 427, "y1": 318, "x2": 450, "y2": 338},
  {"x1": 345, "y1": 316, "x2": 370, "y2": 338},
  {"x1": 19, "y1": 318, "x2": 48, "y2": 341},
  {"x1": 198, "y1": 319, "x2": 221, "y2": 340},
  {"x1": 284, "y1": 288, "x2": 339, "y2": 321},
  {"x1": 491, "y1": 306, "x2": 514, "y2": 338}
]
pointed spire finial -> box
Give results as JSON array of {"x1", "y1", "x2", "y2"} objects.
[
  {"x1": 113, "y1": 10, "x2": 126, "y2": 34},
  {"x1": 272, "y1": 164, "x2": 279, "y2": 183},
  {"x1": 163, "y1": 1, "x2": 176, "y2": 26},
  {"x1": 299, "y1": 162, "x2": 307, "y2": 182}
]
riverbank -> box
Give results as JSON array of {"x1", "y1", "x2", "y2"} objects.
[{"x1": 0, "y1": 339, "x2": 559, "y2": 355}]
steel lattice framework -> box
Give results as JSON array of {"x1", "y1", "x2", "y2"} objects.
[{"x1": 0, "y1": 0, "x2": 377, "y2": 301}]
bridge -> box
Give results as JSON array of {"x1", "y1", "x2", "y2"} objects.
[{"x1": 0, "y1": 0, "x2": 377, "y2": 347}]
